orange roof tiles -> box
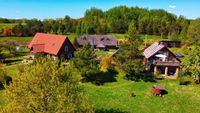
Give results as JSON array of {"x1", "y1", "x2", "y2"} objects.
[{"x1": 28, "y1": 33, "x2": 68, "y2": 55}]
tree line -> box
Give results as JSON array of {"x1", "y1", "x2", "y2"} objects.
[{"x1": 1, "y1": 6, "x2": 200, "y2": 45}]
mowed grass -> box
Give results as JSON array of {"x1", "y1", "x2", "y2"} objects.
[{"x1": 84, "y1": 76, "x2": 200, "y2": 113}]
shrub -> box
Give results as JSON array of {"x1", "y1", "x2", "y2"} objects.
[
  {"x1": 0, "y1": 69, "x2": 12, "y2": 89},
  {"x1": 179, "y1": 72, "x2": 191, "y2": 85}
]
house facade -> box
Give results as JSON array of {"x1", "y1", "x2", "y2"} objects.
[
  {"x1": 143, "y1": 42, "x2": 181, "y2": 78},
  {"x1": 28, "y1": 33, "x2": 76, "y2": 59},
  {"x1": 77, "y1": 35, "x2": 118, "y2": 50}
]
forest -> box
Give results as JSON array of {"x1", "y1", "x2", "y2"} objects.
[{"x1": 0, "y1": 6, "x2": 192, "y2": 42}]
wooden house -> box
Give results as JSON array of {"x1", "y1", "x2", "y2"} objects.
[
  {"x1": 143, "y1": 42, "x2": 181, "y2": 78},
  {"x1": 28, "y1": 33, "x2": 76, "y2": 59},
  {"x1": 77, "y1": 35, "x2": 118, "y2": 50}
]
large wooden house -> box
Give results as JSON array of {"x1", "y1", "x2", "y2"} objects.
[
  {"x1": 77, "y1": 35, "x2": 118, "y2": 50},
  {"x1": 28, "y1": 33, "x2": 76, "y2": 59},
  {"x1": 143, "y1": 42, "x2": 181, "y2": 78}
]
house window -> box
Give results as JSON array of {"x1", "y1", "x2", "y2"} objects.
[
  {"x1": 65, "y1": 46, "x2": 68, "y2": 52},
  {"x1": 68, "y1": 53, "x2": 72, "y2": 58},
  {"x1": 51, "y1": 43, "x2": 55, "y2": 47}
]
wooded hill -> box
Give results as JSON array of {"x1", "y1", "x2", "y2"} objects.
[{"x1": 1, "y1": 6, "x2": 199, "y2": 45}]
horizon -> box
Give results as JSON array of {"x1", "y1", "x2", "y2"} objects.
[{"x1": 0, "y1": 0, "x2": 200, "y2": 20}]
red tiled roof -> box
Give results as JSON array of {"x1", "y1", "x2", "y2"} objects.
[{"x1": 28, "y1": 33, "x2": 68, "y2": 55}]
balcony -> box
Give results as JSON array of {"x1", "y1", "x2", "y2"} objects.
[{"x1": 153, "y1": 61, "x2": 180, "y2": 67}]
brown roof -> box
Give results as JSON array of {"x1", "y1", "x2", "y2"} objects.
[
  {"x1": 28, "y1": 33, "x2": 75, "y2": 55},
  {"x1": 77, "y1": 35, "x2": 117, "y2": 47},
  {"x1": 143, "y1": 42, "x2": 165, "y2": 58}
]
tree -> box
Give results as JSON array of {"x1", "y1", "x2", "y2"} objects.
[
  {"x1": 169, "y1": 30, "x2": 179, "y2": 41},
  {"x1": 1, "y1": 58, "x2": 94, "y2": 113},
  {"x1": 72, "y1": 44, "x2": 99, "y2": 80},
  {"x1": 114, "y1": 41, "x2": 145, "y2": 80},
  {"x1": 185, "y1": 18, "x2": 200, "y2": 45},
  {"x1": 100, "y1": 56, "x2": 113, "y2": 72},
  {"x1": 127, "y1": 21, "x2": 138, "y2": 41},
  {"x1": 182, "y1": 46, "x2": 200, "y2": 84},
  {"x1": 2, "y1": 40, "x2": 17, "y2": 55},
  {"x1": 12, "y1": 23, "x2": 25, "y2": 36}
]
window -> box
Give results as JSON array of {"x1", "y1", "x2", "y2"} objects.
[{"x1": 65, "y1": 46, "x2": 68, "y2": 52}]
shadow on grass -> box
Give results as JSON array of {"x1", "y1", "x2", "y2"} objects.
[
  {"x1": 3, "y1": 59, "x2": 22, "y2": 65},
  {"x1": 14, "y1": 51, "x2": 29, "y2": 57},
  {"x1": 86, "y1": 70, "x2": 118, "y2": 85},
  {"x1": 96, "y1": 109, "x2": 128, "y2": 113},
  {"x1": 140, "y1": 73, "x2": 157, "y2": 83}
]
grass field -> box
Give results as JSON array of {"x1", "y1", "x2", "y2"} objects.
[
  {"x1": 1, "y1": 65, "x2": 200, "y2": 113},
  {"x1": 0, "y1": 23, "x2": 18, "y2": 30},
  {"x1": 0, "y1": 33, "x2": 77, "y2": 43},
  {"x1": 84, "y1": 76, "x2": 200, "y2": 113},
  {"x1": 0, "y1": 33, "x2": 194, "y2": 113}
]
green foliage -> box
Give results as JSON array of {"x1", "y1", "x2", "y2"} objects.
[
  {"x1": 114, "y1": 39, "x2": 145, "y2": 80},
  {"x1": 100, "y1": 56, "x2": 113, "y2": 72},
  {"x1": 185, "y1": 18, "x2": 200, "y2": 45},
  {"x1": 1, "y1": 40, "x2": 17, "y2": 55},
  {"x1": 127, "y1": 21, "x2": 138, "y2": 41},
  {"x1": 1, "y1": 58, "x2": 94, "y2": 113},
  {"x1": 182, "y1": 46, "x2": 200, "y2": 83},
  {"x1": 169, "y1": 30, "x2": 179, "y2": 41},
  {"x1": 72, "y1": 44, "x2": 99, "y2": 80},
  {"x1": 2, "y1": 6, "x2": 188, "y2": 37},
  {"x1": 0, "y1": 69, "x2": 12, "y2": 89}
]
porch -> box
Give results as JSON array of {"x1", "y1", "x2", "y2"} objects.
[{"x1": 153, "y1": 61, "x2": 180, "y2": 78}]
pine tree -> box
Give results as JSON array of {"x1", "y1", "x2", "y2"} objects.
[
  {"x1": 127, "y1": 21, "x2": 139, "y2": 41},
  {"x1": 72, "y1": 44, "x2": 99, "y2": 80}
]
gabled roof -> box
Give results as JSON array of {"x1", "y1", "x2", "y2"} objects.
[
  {"x1": 28, "y1": 33, "x2": 74, "y2": 55},
  {"x1": 143, "y1": 42, "x2": 165, "y2": 59},
  {"x1": 77, "y1": 35, "x2": 117, "y2": 47}
]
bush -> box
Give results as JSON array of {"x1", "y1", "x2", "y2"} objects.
[
  {"x1": 0, "y1": 69, "x2": 12, "y2": 89},
  {"x1": 179, "y1": 72, "x2": 191, "y2": 85}
]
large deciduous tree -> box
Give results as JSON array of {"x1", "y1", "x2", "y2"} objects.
[
  {"x1": 1, "y1": 58, "x2": 94, "y2": 113},
  {"x1": 182, "y1": 46, "x2": 200, "y2": 84},
  {"x1": 185, "y1": 18, "x2": 200, "y2": 45}
]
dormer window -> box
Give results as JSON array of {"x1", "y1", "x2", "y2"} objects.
[{"x1": 51, "y1": 43, "x2": 55, "y2": 47}]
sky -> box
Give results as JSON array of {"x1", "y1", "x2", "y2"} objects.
[{"x1": 0, "y1": 0, "x2": 199, "y2": 20}]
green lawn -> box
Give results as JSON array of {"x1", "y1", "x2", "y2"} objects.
[
  {"x1": 84, "y1": 76, "x2": 200, "y2": 113},
  {"x1": 1, "y1": 59, "x2": 200, "y2": 113},
  {"x1": 0, "y1": 33, "x2": 76, "y2": 43},
  {"x1": 0, "y1": 36, "x2": 32, "y2": 43},
  {"x1": 0, "y1": 23, "x2": 18, "y2": 30}
]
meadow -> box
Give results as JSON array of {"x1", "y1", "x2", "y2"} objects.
[
  {"x1": 1, "y1": 66, "x2": 200, "y2": 113},
  {"x1": 1, "y1": 34, "x2": 198, "y2": 113},
  {"x1": 85, "y1": 76, "x2": 200, "y2": 113}
]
